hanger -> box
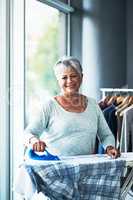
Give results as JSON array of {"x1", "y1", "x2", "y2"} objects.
[
  {"x1": 115, "y1": 95, "x2": 133, "y2": 116},
  {"x1": 120, "y1": 96, "x2": 133, "y2": 117}
]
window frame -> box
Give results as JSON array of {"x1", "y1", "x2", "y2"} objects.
[
  {"x1": 10, "y1": 0, "x2": 25, "y2": 200},
  {"x1": 37, "y1": 0, "x2": 74, "y2": 13},
  {"x1": 0, "y1": 0, "x2": 10, "y2": 199}
]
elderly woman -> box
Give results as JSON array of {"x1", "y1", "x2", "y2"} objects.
[{"x1": 24, "y1": 56, "x2": 120, "y2": 158}]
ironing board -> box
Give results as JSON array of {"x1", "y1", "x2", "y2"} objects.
[{"x1": 14, "y1": 152, "x2": 133, "y2": 200}]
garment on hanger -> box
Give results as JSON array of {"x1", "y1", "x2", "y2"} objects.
[
  {"x1": 120, "y1": 106, "x2": 133, "y2": 152},
  {"x1": 103, "y1": 104, "x2": 117, "y2": 140}
]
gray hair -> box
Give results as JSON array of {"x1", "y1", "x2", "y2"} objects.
[{"x1": 54, "y1": 56, "x2": 83, "y2": 79}]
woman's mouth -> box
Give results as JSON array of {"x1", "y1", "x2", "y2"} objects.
[{"x1": 66, "y1": 85, "x2": 75, "y2": 88}]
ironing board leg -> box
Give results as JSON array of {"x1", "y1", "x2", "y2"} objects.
[{"x1": 120, "y1": 167, "x2": 133, "y2": 199}]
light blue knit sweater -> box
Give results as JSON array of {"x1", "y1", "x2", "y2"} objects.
[{"x1": 25, "y1": 97, "x2": 115, "y2": 156}]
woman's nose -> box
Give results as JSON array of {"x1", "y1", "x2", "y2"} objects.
[{"x1": 67, "y1": 77, "x2": 72, "y2": 82}]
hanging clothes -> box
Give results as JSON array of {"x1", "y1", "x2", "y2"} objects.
[
  {"x1": 99, "y1": 90, "x2": 133, "y2": 153},
  {"x1": 103, "y1": 104, "x2": 117, "y2": 140},
  {"x1": 120, "y1": 106, "x2": 133, "y2": 152}
]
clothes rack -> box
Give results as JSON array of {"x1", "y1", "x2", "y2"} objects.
[{"x1": 100, "y1": 88, "x2": 133, "y2": 99}]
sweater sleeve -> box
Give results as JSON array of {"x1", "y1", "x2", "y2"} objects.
[
  {"x1": 24, "y1": 100, "x2": 51, "y2": 143},
  {"x1": 96, "y1": 103, "x2": 115, "y2": 149}
]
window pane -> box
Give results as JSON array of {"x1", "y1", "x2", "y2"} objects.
[{"x1": 25, "y1": 0, "x2": 67, "y2": 121}]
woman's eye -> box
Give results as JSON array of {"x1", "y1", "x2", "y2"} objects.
[
  {"x1": 62, "y1": 77, "x2": 67, "y2": 79},
  {"x1": 70, "y1": 75, "x2": 78, "y2": 78},
  {"x1": 61, "y1": 75, "x2": 78, "y2": 80}
]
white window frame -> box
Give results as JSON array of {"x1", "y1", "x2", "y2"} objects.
[
  {"x1": 0, "y1": 0, "x2": 10, "y2": 199},
  {"x1": 10, "y1": 0, "x2": 25, "y2": 200}
]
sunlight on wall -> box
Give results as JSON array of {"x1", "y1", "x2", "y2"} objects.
[{"x1": 82, "y1": 15, "x2": 100, "y2": 100}]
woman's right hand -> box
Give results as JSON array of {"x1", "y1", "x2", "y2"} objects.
[
  {"x1": 29, "y1": 137, "x2": 46, "y2": 152},
  {"x1": 32, "y1": 140, "x2": 46, "y2": 152}
]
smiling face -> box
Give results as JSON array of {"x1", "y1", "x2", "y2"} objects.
[{"x1": 57, "y1": 66, "x2": 83, "y2": 96}]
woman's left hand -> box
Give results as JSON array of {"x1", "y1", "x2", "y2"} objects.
[{"x1": 106, "y1": 146, "x2": 121, "y2": 159}]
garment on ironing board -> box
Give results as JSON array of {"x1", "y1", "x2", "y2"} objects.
[{"x1": 25, "y1": 159, "x2": 125, "y2": 200}]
